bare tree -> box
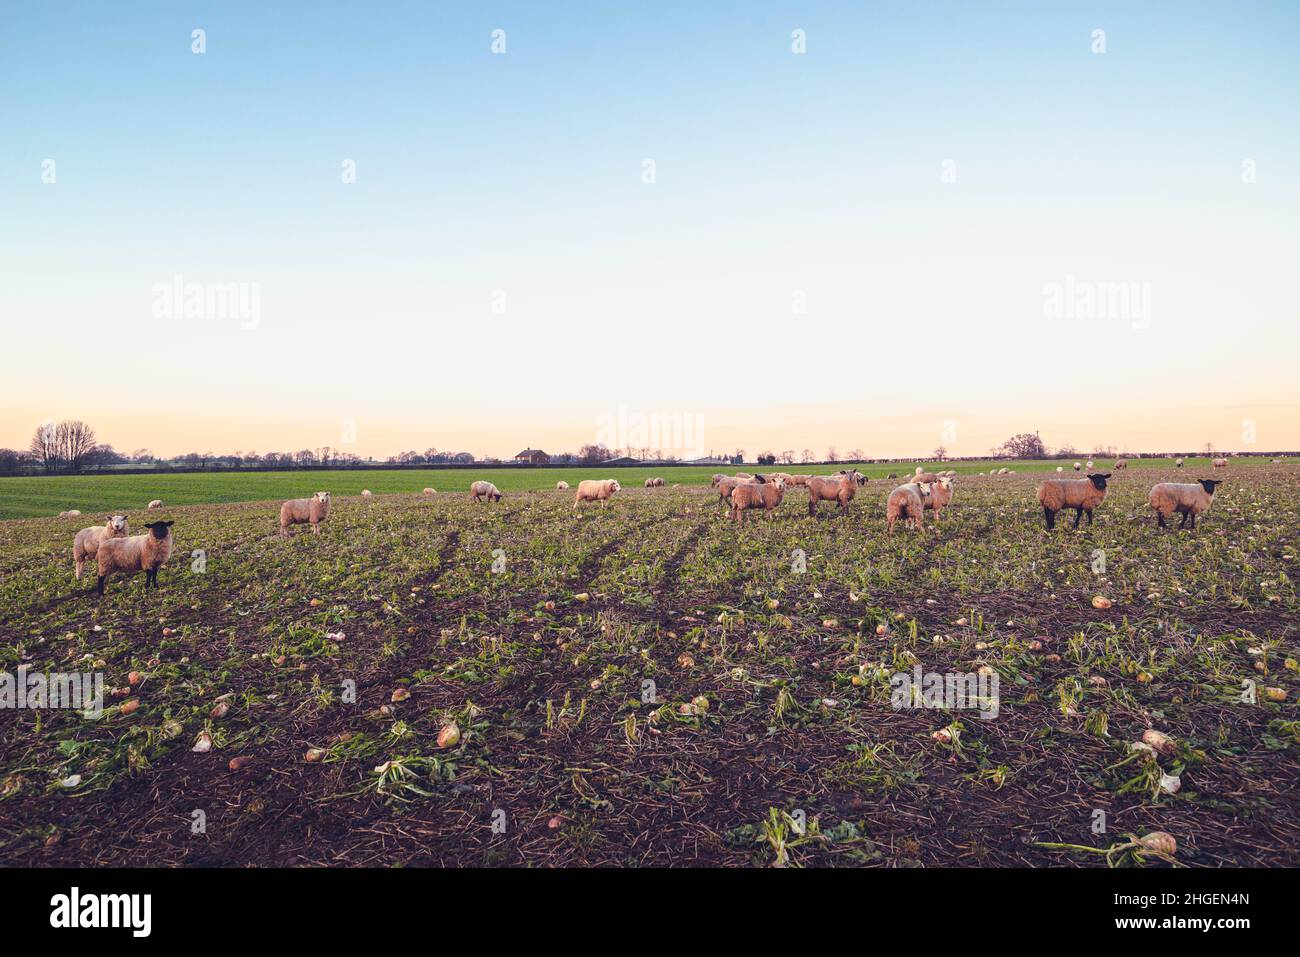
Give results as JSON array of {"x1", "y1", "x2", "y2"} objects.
[
  {"x1": 29, "y1": 422, "x2": 58, "y2": 472},
  {"x1": 993, "y1": 432, "x2": 1047, "y2": 459},
  {"x1": 781, "y1": 450, "x2": 794, "y2": 465},
  {"x1": 826, "y1": 446, "x2": 838, "y2": 463},
  {"x1": 801, "y1": 449, "x2": 814, "y2": 464},
  {"x1": 57, "y1": 421, "x2": 98, "y2": 471},
  {"x1": 933, "y1": 446, "x2": 947, "y2": 461},
  {"x1": 848, "y1": 448, "x2": 863, "y2": 462}
]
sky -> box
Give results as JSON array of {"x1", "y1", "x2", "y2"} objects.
[{"x1": 2, "y1": 1, "x2": 1298, "y2": 460}]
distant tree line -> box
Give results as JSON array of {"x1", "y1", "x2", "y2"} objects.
[{"x1": 0, "y1": 421, "x2": 1290, "y2": 476}]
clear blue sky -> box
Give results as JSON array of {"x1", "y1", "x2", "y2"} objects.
[{"x1": 3, "y1": 2, "x2": 1298, "y2": 458}]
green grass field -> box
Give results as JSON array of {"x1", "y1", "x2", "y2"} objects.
[{"x1": 0, "y1": 457, "x2": 1268, "y2": 520}]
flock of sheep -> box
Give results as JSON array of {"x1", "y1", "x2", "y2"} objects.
[{"x1": 61, "y1": 460, "x2": 1237, "y2": 595}]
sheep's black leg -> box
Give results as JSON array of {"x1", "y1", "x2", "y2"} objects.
[
  {"x1": 96, "y1": 575, "x2": 106, "y2": 596},
  {"x1": 1072, "y1": 508, "x2": 1083, "y2": 528},
  {"x1": 1179, "y1": 511, "x2": 1188, "y2": 528},
  {"x1": 1043, "y1": 506, "x2": 1055, "y2": 529},
  {"x1": 1086, "y1": 509, "x2": 1094, "y2": 525},
  {"x1": 1188, "y1": 512, "x2": 1196, "y2": 530},
  {"x1": 1157, "y1": 512, "x2": 1167, "y2": 528}
]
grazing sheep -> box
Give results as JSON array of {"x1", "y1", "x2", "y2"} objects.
[
  {"x1": 886, "y1": 483, "x2": 931, "y2": 535},
  {"x1": 148, "y1": 500, "x2": 163, "y2": 509},
  {"x1": 1113, "y1": 459, "x2": 1127, "y2": 470},
  {"x1": 1073, "y1": 462, "x2": 1082, "y2": 472},
  {"x1": 715, "y1": 475, "x2": 759, "y2": 504},
  {"x1": 423, "y1": 487, "x2": 437, "y2": 495},
  {"x1": 807, "y1": 471, "x2": 862, "y2": 517},
  {"x1": 58, "y1": 510, "x2": 82, "y2": 518},
  {"x1": 469, "y1": 481, "x2": 502, "y2": 503},
  {"x1": 555, "y1": 481, "x2": 569, "y2": 490},
  {"x1": 730, "y1": 476, "x2": 785, "y2": 524},
  {"x1": 998, "y1": 468, "x2": 1009, "y2": 475},
  {"x1": 887, "y1": 473, "x2": 899, "y2": 480},
  {"x1": 1271, "y1": 458, "x2": 1282, "y2": 464},
  {"x1": 73, "y1": 515, "x2": 128, "y2": 580},
  {"x1": 734, "y1": 472, "x2": 753, "y2": 480},
  {"x1": 1212, "y1": 457, "x2": 1228, "y2": 469},
  {"x1": 913, "y1": 470, "x2": 939, "y2": 484},
  {"x1": 1149, "y1": 479, "x2": 1223, "y2": 529},
  {"x1": 785, "y1": 474, "x2": 812, "y2": 487},
  {"x1": 95, "y1": 520, "x2": 174, "y2": 595},
  {"x1": 923, "y1": 478, "x2": 954, "y2": 522},
  {"x1": 710, "y1": 474, "x2": 727, "y2": 487},
  {"x1": 1086, "y1": 460, "x2": 1094, "y2": 470},
  {"x1": 1175, "y1": 458, "x2": 1184, "y2": 468},
  {"x1": 1037, "y1": 474, "x2": 1111, "y2": 530},
  {"x1": 644, "y1": 477, "x2": 665, "y2": 488},
  {"x1": 575, "y1": 479, "x2": 621, "y2": 507},
  {"x1": 361, "y1": 489, "x2": 373, "y2": 498},
  {"x1": 279, "y1": 491, "x2": 332, "y2": 537}
]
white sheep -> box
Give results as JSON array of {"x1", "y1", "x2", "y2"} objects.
[
  {"x1": 58, "y1": 510, "x2": 83, "y2": 518},
  {"x1": 148, "y1": 500, "x2": 163, "y2": 509},
  {"x1": 96, "y1": 520, "x2": 174, "y2": 595},
  {"x1": 361, "y1": 489, "x2": 373, "y2": 497},
  {"x1": 1212, "y1": 457, "x2": 1228, "y2": 469},
  {"x1": 423, "y1": 487, "x2": 437, "y2": 495},
  {"x1": 280, "y1": 491, "x2": 331, "y2": 537},
  {"x1": 73, "y1": 515, "x2": 128, "y2": 580},
  {"x1": 574, "y1": 479, "x2": 620, "y2": 507},
  {"x1": 469, "y1": 481, "x2": 502, "y2": 502},
  {"x1": 886, "y1": 483, "x2": 931, "y2": 535},
  {"x1": 555, "y1": 481, "x2": 569, "y2": 490}
]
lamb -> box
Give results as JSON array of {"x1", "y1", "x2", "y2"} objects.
[
  {"x1": 1073, "y1": 462, "x2": 1082, "y2": 471},
  {"x1": 423, "y1": 487, "x2": 437, "y2": 495},
  {"x1": 1175, "y1": 457, "x2": 1184, "y2": 468},
  {"x1": 730, "y1": 476, "x2": 785, "y2": 524},
  {"x1": 710, "y1": 474, "x2": 727, "y2": 487},
  {"x1": 279, "y1": 491, "x2": 332, "y2": 537},
  {"x1": 644, "y1": 477, "x2": 665, "y2": 488},
  {"x1": 1212, "y1": 457, "x2": 1228, "y2": 469},
  {"x1": 555, "y1": 481, "x2": 570, "y2": 490},
  {"x1": 1113, "y1": 459, "x2": 1127, "y2": 470},
  {"x1": 58, "y1": 510, "x2": 82, "y2": 518},
  {"x1": 997, "y1": 468, "x2": 1009, "y2": 475},
  {"x1": 912, "y1": 466, "x2": 939, "y2": 483},
  {"x1": 785, "y1": 474, "x2": 812, "y2": 487},
  {"x1": 95, "y1": 520, "x2": 174, "y2": 595},
  {"x1": 361, "y1": 489, "x2": 373, "y2": 498},
  {"x1": 469, "y1": 481, "x2": 502, "y2": 503},
  {"x1": 886, "y1": 482, "x2": 932, "y2": 535},
  {"x1": 574, "y1": 479, "x2": 621, "y2": 507},
  {"x1": 148, "y1": 499, "x2": 163, "y2": 509},
  {"x1": 923, "y1": 477, "x2": 954, "y2": 523},
  {"x1": 807, "y1": 471, "x2": 862, "y2": 516},
  {"x1": 73, "y1": 515, "x2": 128, "y2": 580},
  {"x1": 1086, "y1": 460, "x2": 1094, "y2": 470},
  {"x1": 1036, "y1": 474, "x2": 1111, "y2": 530},
  {"x1": 840, "y1": 469, "x2": 868, "y2": 486},
  {"x1": 1149, "y1": 479, "x2": 1223, "y2": 529},
  {"x1": 734, "y1": 472, "x2": 753, "y2": 480}
]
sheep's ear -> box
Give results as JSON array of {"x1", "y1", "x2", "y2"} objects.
[{"x1": 164, "y1": 520, "x2": 174, "y2": 527}]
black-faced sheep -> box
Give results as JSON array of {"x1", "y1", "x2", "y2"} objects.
[
  {"x1": 96, "y1": 520, "x2": 174, "y2": 595},
  {"x1": 1037, "y1": 474, "x2": 1110, "y2": 530},
  {"x1": 1149, "y1": 479, "x2": 1222, "y2": 529}
]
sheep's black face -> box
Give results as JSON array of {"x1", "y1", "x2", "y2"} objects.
[
  {"x1": 1199, "y1": 479, "x2": 1223, "y2": 494},
  {"x1": 1087, "y1": 473, "x2": 1111, "y2": 490},
  {"x1": 145, "y1": 520, "x2": 174, "y2": 539}
]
